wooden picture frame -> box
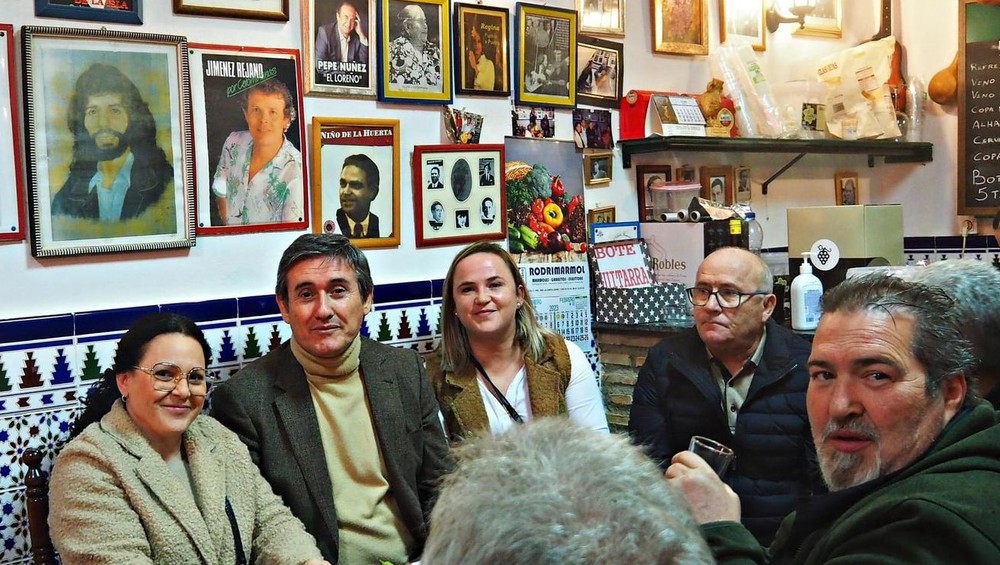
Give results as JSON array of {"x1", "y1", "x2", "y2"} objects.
[
  {"x1": 576, "y1": 35, "x2": 623, "y2": 109},
  {"x1": 651, "y1": 0, "x2": 708, "y2": 55},
  {"x1": 302, "y1": 0, "x2": 377, "y2": 98},
  {"x1": 577, "y1": 0, "x2": 625, "y2": 37},
  {"x1": 734, "y1": 165, "x2": 751, "y2": 203},
  {"x1": 0, "y1": 25, "x2": 26, "y2": 242},
  {"x1": 720, "y1": 0, "x2": 764, "y2": 51},
  {"x1": 699, "y1": 165, "x2": 734, "y2": 205},
  {"x1": 311, "y1": 117, "x2": 400, "y2": 249},
  {"x1": 377, "y1": 0, "x2": 453, "y2": 104},
  {"x1": 584, "y1": 151, "x2": 613, "y2": 186},
  {"x1": 189, "y1": 43, "x2": 309, "y2": 235},
  {"x1": 412, "y1": 144, "x2": 506, "y2": 247},
  {"x1": 794, "y1": 0, "x2": 843, "y2": 39},
  {"x1": 454, "y1": 3, "x2": 511, "y2": 97},
  {"x1": 515, "y1": 3, "x2": 578, "y2": 109},
  {"x1": 635, "y1": 165, "x2": 672, "y2": 221},
  {"x1": 36, "y1": 0, "x2": 143, "y2": 24},
  {"x1": 587, "y1": 204, "x2": 616, "y2": 226},
  {"x1": 172, "y1": 0, "x2": 289, "y2": 21},
  {"x1": 834, "y1": 171, "x2": 859, "y2": 205},
  {"x1": 22, "y1": 26, "x2": 195, "y2": 258}
]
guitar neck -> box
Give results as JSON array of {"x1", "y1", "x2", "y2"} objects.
[{"x1": 871, "y1": 0, "x2": 892, "y2": 41}]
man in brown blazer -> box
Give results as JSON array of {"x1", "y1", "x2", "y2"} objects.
[{"x1": 211, "y1": 233, "x2": 452, "y2": 563}]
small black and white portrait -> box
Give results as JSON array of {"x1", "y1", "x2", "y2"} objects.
[
  {"x1": 427, "y1": 161, "x2": 445, "y2": 189},
  {"x1": 456, "y1": 209, "x2": 470, "y2": 229},
  {"x1": 479, "y1": 158, "x2": 495, "y2": 186},
  {"x1": 428, "y1": 200, "x2": 444, "y2": 230},
  {"x1": 451, "y1": 158, "x2": 472, "y2": 201},
  {"x1": 480, "y1": 196, "x2": 495, "y2": 224}
]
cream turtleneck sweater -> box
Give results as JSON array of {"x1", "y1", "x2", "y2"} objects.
[{"x1": 291, "y1": 338, "x2": 412, "y2": 565}]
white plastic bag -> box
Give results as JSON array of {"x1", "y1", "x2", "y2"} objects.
[{"x1": 816, "y1": 36, "x2": 901, "y2": 140}]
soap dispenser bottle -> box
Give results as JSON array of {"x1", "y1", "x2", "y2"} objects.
[{"x1": 790, "y1": 252, "x2": 823, "y2": 331}]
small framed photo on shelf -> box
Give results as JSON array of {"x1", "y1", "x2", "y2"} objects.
[
  {"x1": 576, "y1": 35, "x2": 623, "y2": 110},
  {"x1": 719, "y1": 0, "x2": 764, "y2": 51},
  {"x1": 699, "y1": 165, "x2": 734, "y2": 205},
  {"x1": 377, "y1": 0, "x2": 453, "y2": 104},
  {"x1": 734, "y1": 166, "x2": 752, "y2": 203},
  {"x1": 587, "y1": 204, "x2": 616, "y2": 227},
  {"x1": 37, "y1": 0, "x2": 143, "y2": 24},
  {"x1": 515, "y1": 3, "x2": 578, "y2": 108},
  {"x1": 454, "y1": 3, "x2": 510, "y2": 97},
  {"x1": 173, "y1": 0, "x2": 289, "y2": 21},
  {"x1": 584, "y1": 151, "x2": 613, "y2": 186},
  {"x1": 311, "y1": 117, "x2": 400, "y2": 249},
  {"x1": 651, "y1": 0, "x2": 708, "y2": 55},
  {"x1": 302, "y1": 0, "x2": 377, "y2": 98},
  {"x1": 794, "y1": 0, "x2": 843, "y2": 39},
  {"x1": 635, "y1": 164, "x2": 672, "y2": 221},
  {"x1": 412, "y1": 144, "x2": 506, "y2": 247},
  {"x1": 834, "y1": 171, "x2": 859, "y2": 205}
]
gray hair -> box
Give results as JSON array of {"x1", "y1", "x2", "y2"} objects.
[
  {"x1": 909, "y1": 259, "x2": 1000, "y2": 386},
  {"x1": 275, "y1": 233, "x2": 373, "y2": 306},
  {"x1": 423, "y1": 419, "x2": 714, "y2": 564},
  {"x1": 820, "y1": 273, "x2": 977, "y2": 400}
]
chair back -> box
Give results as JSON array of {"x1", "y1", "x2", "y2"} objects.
[{"x1": 22, "y1": 448, "x2": 57, "y2": 565}]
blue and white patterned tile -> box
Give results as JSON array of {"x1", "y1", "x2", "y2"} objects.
[
  {"x1": 0, "y1": 408, "x2": 75, "y2": 492},
  {"x1": 0, "y1": 488, "x2": 32, "y2": 565},
  {"x1": 236, "y1": 317, "x2": 289, "y2": 365}
]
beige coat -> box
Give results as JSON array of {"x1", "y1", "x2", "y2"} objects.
[{"x1": 49, "y1": 401, "x2": 322, "y2": 564}]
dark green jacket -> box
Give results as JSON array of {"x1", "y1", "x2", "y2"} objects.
[{"x1": 703, "y1": 398, "x2": 1000, "y2": 564}]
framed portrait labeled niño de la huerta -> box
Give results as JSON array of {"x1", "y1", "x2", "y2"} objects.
[
  {"x1": 576, "y1": 35, "x2": 622, "y2": 109},
  {"x1": 189, "y1": 43, "x2": 309, "y2": 235},
  {"x1": 454, "y1": 3, "x2": 510, "y2": 97},
  {"x1": 36, "y1": 0, "x2": 143, "y2": 24},
  {"x1": 173, "y1": 0, "x2": 289, "y2": 21},
  {"x1": 516, "y1": 3, "x2": 577, "y2": 109},
  {"x1": 0, "y1": 25, "x2": 26, "y2": 242},
  {"x1": 413, "y1": 144, "x2": 506, "y2": 248},
  {"x1": 312, "y1": 117, "x2": 400, "y2": 249},
  {"x1": 22, "y1": 26, "x2": 195, "y2": 258},
  {"x1": 651, "y1": 0, "x2": 708, "y2": 55},
  {"x1": 378, "y1": 0, "x2": 453, "y2": 104},
  {"x1": 303, "y1": 0, "x2": 377, "y2": 98}
]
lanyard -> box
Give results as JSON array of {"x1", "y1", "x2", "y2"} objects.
[{"x1": 470, "y1": 356, "x2": 525, "y2": 424}]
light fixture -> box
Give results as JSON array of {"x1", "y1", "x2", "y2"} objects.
[{"x1": 765, "y1": 0, "x2": 817, "y2": 33}]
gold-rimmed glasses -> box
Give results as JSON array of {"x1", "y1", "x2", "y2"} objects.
[{"x1": 133, "y1": 362, "x2": 217, "y2": 396}]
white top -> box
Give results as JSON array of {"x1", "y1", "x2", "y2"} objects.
[{"x1": 478, "y1": 339, "x2": 610, "y2": 436}]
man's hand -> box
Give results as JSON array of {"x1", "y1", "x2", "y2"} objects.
[
  {"x1": 665, "y1": 451, "x2": 741, "y2": 524},
  {"x1": 356, "y1": 19, "x2": 368, "y2": 46}
]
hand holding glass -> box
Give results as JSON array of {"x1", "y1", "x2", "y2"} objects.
[{"x1": 688, "y1": 435, "x2": 734, "y2": 476}]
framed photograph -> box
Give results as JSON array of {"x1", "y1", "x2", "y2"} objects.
[
  {"x1": 412, "y1": 144, "x2": 506, "y2": 247},
  {"x1": 311, "y1": 117, "x2": 400, "y2": 249},
  {"x1": 173, "y1": 0, "x2": 289, "y2": 21},
  {"x1": 678, "y1": 163, "x2": 696, "y2": 182},
  {"x1": 22, "y1": 26, "x2": 195, "y2": 258},
  {"x1": 454, "y1": 3, "x2": 510, "y2": 97},
  {"x1": 576, "y1": 35, "x2": 623, "y2": 109},
  {"x1": 587, "y1": 204, "x2": 616, "y2": 226},
  {"x1": 36, "y1": 0, "x2": 142, "y2": 24},
  {"x1": 515, "y1": 3, "x2": 578, "y2": 108},
  {"x1": 377, "y1": 0, "x2": 453, "y2": 104},
  {"x1": 189, "y1": 44, "x2": 308, "y2": 235},
  {"x1": 635, "y1": 165, "x2": 672, "y2": 221},
  {"x1": 578, "y1": 0, "x2": 625, "y2": 37},
  {"x1": 834, "y1": 171, "x2": 859, "y2": 205},
  {"x1": 302, "y1": 0, "x2": 377, "y2": 98},
  {"x1": 720, "y1": 0, "x2": 764, "y2": 51},
  {"x1": 735, "y1": 165, "x2": 751, "y2": 203},
  {"x1": 699, "y1": 165, "x2": 734, "y2": 205},
  {"x1": 651, "y1": 0, "x2": 708, "y2": 55},
  {"x1": 591, "y1": 220, "x2": 639, "y2": 244},
  {"x1": 0, "y1": 25, "x2": 26, "y2": 242},
  {"x1": 584, "y1": 151, "x2": 613, "y2": 186},
  {"x1": 794, "y1": 0, "x2": 842, "y2": 39}
]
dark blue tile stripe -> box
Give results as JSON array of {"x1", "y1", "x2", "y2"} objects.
[
  {"x1": 237, "y1": 295, "x2": 281, "y2": 318},
  {"x1": 0, "y1": 338, "x2": 73, "y2": 353},
  {"x1": 160, "y1": 299, "x2": 239, "y2": 322},
  {"x1": 375, "y1": 280, "x2": 433, "y2": 304},
  {"x1": 0, "y1": 314, "x2": 73, "y2": 344},
  {"x1": 75, "y1": 306, "x2": 159, "y2": 336}
]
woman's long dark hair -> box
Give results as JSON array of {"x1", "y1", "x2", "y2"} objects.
[{"x1": 67, "y1": 312, "x2": 211, "y2": 441}]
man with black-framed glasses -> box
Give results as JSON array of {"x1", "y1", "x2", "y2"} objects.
[{"x1": 629, "y1": 246, "x2": 823, "y2": 545}]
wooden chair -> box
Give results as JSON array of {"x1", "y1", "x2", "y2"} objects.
[{"x1": 22, "y1": 448, "x2": 57, "y2": 565}]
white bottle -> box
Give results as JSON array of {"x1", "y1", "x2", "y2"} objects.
[
  {"x1": 745, "y1": 211, "x2": 763, "y2": 256},
  {"x1": 790, "y1": 252, "x2": 823, "y2": 331}
]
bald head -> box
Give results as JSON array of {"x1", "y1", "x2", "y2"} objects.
[{"x1": 698, "y1": 247, "x2": 773, "y2": 294}]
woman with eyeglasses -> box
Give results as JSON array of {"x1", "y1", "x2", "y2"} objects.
[
  {"x1": 49, "y1": 312, "x2": 330, "y2": 564},
  {"x1": 427, "y1": 241, "x2": 608, "y2": 441}
]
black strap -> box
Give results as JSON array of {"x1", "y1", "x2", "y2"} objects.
[
  {"x1": 225, "y1": 497, "x2": 248, "y2": 565},
  {"x1": 470, "y1": 356, "x2": 524, "y2": 424}
]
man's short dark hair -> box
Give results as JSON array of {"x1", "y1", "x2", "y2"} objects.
[
  {"x1": 342, "y1": 153, "x2": 379, "y2": 197},
  {"x1": 275, "y1": 233, "x2": 374, "y2": 306}
]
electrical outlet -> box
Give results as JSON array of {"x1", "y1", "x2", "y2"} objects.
[{"x1": 959, "y1": 216, "x2": 978, "y2": 235}]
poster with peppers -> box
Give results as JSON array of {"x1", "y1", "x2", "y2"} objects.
[{"x1": 504, "y1": 137, "x2": 588, "y2": 255}]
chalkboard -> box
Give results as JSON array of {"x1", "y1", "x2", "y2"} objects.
[{"x1": 959, "y1": 0, "x2": 1000, "y2": 214}]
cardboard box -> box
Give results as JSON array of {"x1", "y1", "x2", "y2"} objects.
[
  {"x1": 641, "y1": 220, "x2": 749, "y2": 288},
  {"x1": 588, "y1": 239, "x2": 692, "y2": 325}
]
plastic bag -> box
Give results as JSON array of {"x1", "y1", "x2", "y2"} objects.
[
  {"x1": 711, "y1": 38, "x2": 786, "y2": 138},
  {"x1": 815, "y1": 36, "x2": 901, "y2": 140}
]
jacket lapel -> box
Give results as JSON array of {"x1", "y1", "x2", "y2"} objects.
[
  {"x1": 524, "y1": 347, "x2": 564, "y2": 417},
  {"x1": 360, "y1": 340, "x2": 408, "y2": 464},
  {"x1": 445, "y1": 364, "x2": 491, "y2": 435},
  {"x1": 185, "y1": 428, "x2": 229, "y2": 563}
]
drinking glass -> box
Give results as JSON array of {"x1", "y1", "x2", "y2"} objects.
[{"x1": 688, "y1": 435, "x2": 734, "y2": 476}]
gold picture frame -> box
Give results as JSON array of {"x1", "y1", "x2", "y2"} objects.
[
  {"x1": 794, "y1": 0, "x2": 842, "y2": 39},
  {"x1": 587, "y1": 204, "x2": 617, "y2": 226},
  {"x1": 577, "y1": 0, "x2": 625, "y2": 37},
  {"x1": 584, "y1": 151, "x2": 613, "y2": 186},
  {"x1": 720, "y1": 0, "x2": 765, "y2": 51},
  {"x1": 834, "y1": 171, "x2": 859, "y2": 205},
  {"x1": 651, "y1": 0, "x2": 708, "y2": 55}
]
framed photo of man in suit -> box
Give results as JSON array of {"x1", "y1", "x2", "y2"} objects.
[
  {"x1": 302, "y1": 0, "x2": 377, "y2": 98},
  {"x1": 311, "y1": 116, "x2": 400, "y2": 249}
]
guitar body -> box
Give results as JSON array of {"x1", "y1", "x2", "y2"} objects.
[{"x1": 870, "y1": 0, "x2": 907, "y2": 112}]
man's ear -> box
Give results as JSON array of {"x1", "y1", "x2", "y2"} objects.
[
  {"x1": 363, "y1": 291, "x2": 374, "y2": 314},
  {"x1": 941, "y1": 373, "x2": 968, "y2": 421},
  {"x1": 276, "y1": 294, "x2": 290, "y2": 323},
  {"x1": 760, "y1": 293, "x2": 777, "y2": 322}
]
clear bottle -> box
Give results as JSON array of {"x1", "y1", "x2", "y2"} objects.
[
  {"x1": 905, "y1": 77, "x2": 926, "y2": 142},
  {"x1": 745, "y1": 211, "x2": 763, "y2": 255},
  {"x1": 790, "y1": 252, "x2": 823, "y2": 331}
]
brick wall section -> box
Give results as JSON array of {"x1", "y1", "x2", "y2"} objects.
[{"x1": 597, "y1": 328, "x2": 676, "y2": 434}]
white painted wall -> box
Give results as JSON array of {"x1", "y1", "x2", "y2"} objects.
[{"x1": 1, "y1": 1, "x2": 968, "y2": 320}]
